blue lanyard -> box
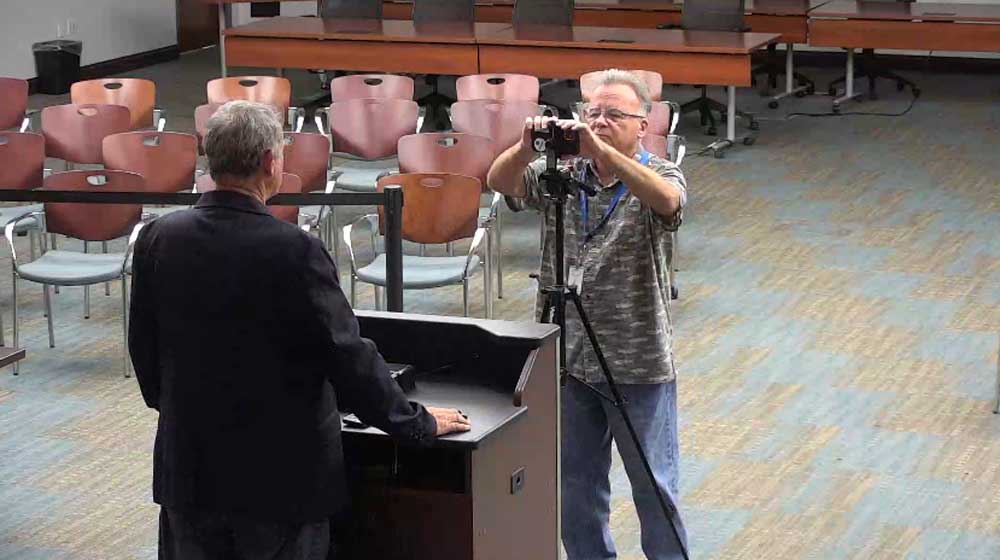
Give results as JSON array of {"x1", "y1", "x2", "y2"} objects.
[{"x1": 580, "y1": 149, "x2": 651, "y2": 244}]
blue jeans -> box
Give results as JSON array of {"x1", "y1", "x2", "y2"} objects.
[{"x1": 561, "y1": 380, "x2": 687, "y2": 560}]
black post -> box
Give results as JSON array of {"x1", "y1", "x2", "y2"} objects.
[{"x1": 383, "y1": 185, "x2": 404, "y2": 312}]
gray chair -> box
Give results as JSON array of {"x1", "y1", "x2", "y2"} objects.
[
  {"x1": 513, "y1": 0, "x2": 574, "y2": 26},
  {"x1": 5, "y1": 170, "x2": 145, "y2": 377},
  {"x1": 413, "y1": 0, "x2": 475, "y2": 22},
  {"x1": 676, "y1": 0, "x2": 757, "y2": 137},
  {"x1": 318, "y1": 0, "x2": 382, "y2": 18},
  {"x1": 343, "y1": 173, "x2": 490, "y2": 317}
]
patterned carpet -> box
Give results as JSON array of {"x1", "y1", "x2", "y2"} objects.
[{"x1": 1, "y1": 49, "x2": 999, "y2": 559}]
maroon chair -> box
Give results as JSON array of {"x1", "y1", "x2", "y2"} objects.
[
  {"x1": 194, "y1": 172, "x2": 303, "y2": 225},
  {"x1": 193, "y1": 103, "x2": 223, "y2": 154},
  {"x1": 0, "y1": 132, "x2": 46, "y2": 343},
  {"x1": 41, "y1": 104, "x2": 131, "y2": 166},
  {"x1": 284, "y1": 132, "x2": 333, "y2": 244},
  {"x1": 5, "y1": 170, "x2": 145, "y2": 376},
  {"x1": 319, "y1": 98, "x2": 419, "y2": 191},
  {"x1": 330, "y1": 74, "x2": 414, "y2": 102},
  {"x1": 102, "y1": 132, "x2": 198, "y2": 193},
  {"x1": 449, "y1": 99, "x2": 540, "y2": 158},
  {"x1": 103, "y1": 131, "x2": 199, "y2": 221},
  {"x1": 0, "y1": 78, "x2": 30, "y2": 131},
  {"x1": 456, "y1": 74, "x2": 540, "y2": 102}
]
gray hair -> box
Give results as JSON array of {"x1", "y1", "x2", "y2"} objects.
[
  {"x1": 204, "y1": 101, "x2": 284, "y2": 180},
  {"x1": 593, "y1": 69, "x2": 653, "y2": 115}
]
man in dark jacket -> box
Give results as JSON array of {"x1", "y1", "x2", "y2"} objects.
[{"x1": 129, "y1": 100, "x2": 470, "y2": 560}]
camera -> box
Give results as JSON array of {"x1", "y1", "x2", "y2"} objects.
[{"x1": 531, "y1": 121, "x2": 580, "y2": 156}]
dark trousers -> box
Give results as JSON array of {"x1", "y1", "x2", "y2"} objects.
[{"x1": 159, "y1": 507, "x2": 332, "y2": 560}]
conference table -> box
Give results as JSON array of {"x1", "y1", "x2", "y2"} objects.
[
  {"x1": 809, "y1": 0, "x2": 1000, "y2": 108},
  {"x1": 383, "y1": 0, "x2": 831, "y2": 103},
  {"x1": 221, "y1": 16, "x2": 779, "y2": 149}
]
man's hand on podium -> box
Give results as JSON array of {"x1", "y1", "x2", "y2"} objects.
[{"x1": 427, "y1": 407, "x2": 472, "y2": 436}]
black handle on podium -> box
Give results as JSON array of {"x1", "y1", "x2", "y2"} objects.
[{"x1": 382, "y1": 185, "x2": 404, "y2": 313}]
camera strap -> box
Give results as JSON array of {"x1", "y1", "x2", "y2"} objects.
[{"x1": 581, "y1": 149, "x2": 651, "y2": 244}]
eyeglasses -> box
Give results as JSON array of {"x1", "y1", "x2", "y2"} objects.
[{"x1": 580, "y1": 104, "x2": 646, "y2": 124}]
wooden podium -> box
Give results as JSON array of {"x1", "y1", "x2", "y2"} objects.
[{"x1": 340, "y1": 312, "x2": 560, "y2": 559}]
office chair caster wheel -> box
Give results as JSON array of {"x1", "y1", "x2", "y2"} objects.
[
  {"x1": 707, "y1": 127, "x2": 717, "y2": 136},
  {"x1": 712, "y1": 148, "x2": 725, "y2": 159},
  {"x1": 671, "y1": 285, "x2": 679, "y2": 300},
  {"x1": 742, "y1": 136, "x2": 756, "y2": 146},
  {"x1": 749, "y1": 120, "x2": 759, "y2": 131},
  {"x1": 768, "y1": 100, "x2": 779, "y2": 109},
  {"x1": 832, "y1": 104, "x2": 841, "y2": 114}
]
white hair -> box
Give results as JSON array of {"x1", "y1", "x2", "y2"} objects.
[
  {"x1": 204, "y1": 101, "x2": 284, "y2": 180},
  {"x1": 592, "y1": 69, "x2": 653, "y2": 115}
]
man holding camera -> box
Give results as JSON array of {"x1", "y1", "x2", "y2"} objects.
[{"x1": 488, "y1": 69, "x2": 688, "y2": 559}]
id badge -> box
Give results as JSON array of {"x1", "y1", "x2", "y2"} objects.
[{"x1": 568, "y1": 266, "x2": 584, "y2": 294}]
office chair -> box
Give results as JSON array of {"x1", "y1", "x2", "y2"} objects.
[
  {"x1": 413, "y1": 0, "x2": 477, "y2": 130},
  {"x1": 754, "y1": 43, "x2": 815, "y2": 107},
  {"x1": 318, "y1": 0, "x2": 382, "y2": 18},
  {"x1": 414, "y1": 0, "x2": 475, "y2": 22},
  {"x1": 672, "y1": 0, "x2": 758, "y2": 136},
  {"x1": 513, "y1": 0, "x2": 575, "y2": 26},
  {"x1": 827, "y1": 0, "x2": 919, "y2": 100}
]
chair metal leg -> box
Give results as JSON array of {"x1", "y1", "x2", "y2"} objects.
[
  {"x1": 446, "y1": 242, "x2": 454, "y2": 257},
  {"x1": 122, "y1": 278, "x2": 130, "y2": 378},
  {"x1": 483, "y1": 268, "x2": 492, "y2": 319},
  {"x1": 103, "y1": 241, "x2": 110, "y2": 296},
  {"x1": 496, "y1": 210, "x2": 504, "y2": 299},
  {"x1": 43, "y1": 284, "x2": 54, "y2": 348},
  {"x1": 462, "y1": 279, "x2": 469, "y2": 317},
  {"x1": 29, "y1": 230, "x2": 36, "y2": 261},
  {"x1": 0, "y1": 280, "x2": 4, "y2": 347},
  {"x1": 11, "y1": 274, "x2": 18, "y2": 374},
  {"x1": 349, "y1": 274, "x2": 357, "y2": 308},
  {"x1": 50, "y1": 234, "x2": 60, "y2": 296},
  {"x1": 374, "y1": 286, "x2": 383, "y2": 311},
  {"x1": 83, "y1": 242, "x2": 90, "y2": 319}
]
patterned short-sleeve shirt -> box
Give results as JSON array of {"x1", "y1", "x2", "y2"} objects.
[{"x1": 516, "y1": 151, "x2": 687, "y2": 384}]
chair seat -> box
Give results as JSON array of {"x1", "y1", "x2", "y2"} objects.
[
  {"x1": 142, "y1": 205, "x2": 188, "y2": 219},
  {"x1": 357, "y1": 254, "x2": 480, "y2": 289},
  {"x1": 18, "y1": 250, "x2": 126, "y2": 286},
  {"x1": 331, "y1": 155, "x2": 399, "y2": 193},
  {"x1": 0, "y1": 204, "x2": 43, "y2": 232}
]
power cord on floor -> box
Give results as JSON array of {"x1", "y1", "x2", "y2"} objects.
[{"x1": 785, "y1": 86, "x2": 921, "y2": 119}]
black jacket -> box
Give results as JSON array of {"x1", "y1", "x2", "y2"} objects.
[{"x1": 129, "y1": 190, "x2": 435, "y2": 523}]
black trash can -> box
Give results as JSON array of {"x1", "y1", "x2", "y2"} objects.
[{"x1": 32, "y1": 40, "x2": 83, "y2": 94}]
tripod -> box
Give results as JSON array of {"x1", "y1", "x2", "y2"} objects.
[{"x1": 535, "y1": 148, "x2": 690, "y2": 560}]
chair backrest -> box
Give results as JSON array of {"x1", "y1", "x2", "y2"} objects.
[
  {"x1": 397, "y1": 133, "x2": 495, "y2": 184},
  {"x1": 681, "y1": 0, "x2": 747, "y2": 32},
  {"x1": 70, "y1": 78, "x2": 156, "y2": 130},
  {"x1": 646, "y1": 101, "x2": 676, "y2": 136},
  {"x1": 377, "y1": 172, "x2": 482, "y2": 244},
  {"x1": 283, "y1": 132, "x2": 331, "y2": 193},
  {"x1": 456, "y1": 74, "x2": 539, "y2": 102},
  {"x1": 194, "y1": 172, "x2": 302, "y2": 224},
  {"x1": 450, "y1": 99, "x2": 540, "y2": 158},
  {"x1": 41, "y1": 103, "x2": 132, "y2": 164},
  {"x1": 269, "y1": 173, "x2": 303, "y2": 224},
  {"x1": 0, "y1": 132, "x2": 45, "y2": 189},
  {"x1": 642, "y1": 133, "x2": 686, "y2": 165},
  {"x1": 413, "y1": 0, "x2": 475, "y2": 22},
  {"x1": 330, "y1": 74, "x2": 414, "y2": 102},
  {"x1": 513, "y1": 0, "x2": 574, "y2": 26},
  {"x1": 206, "y1": 76, "x2": 291, "y2": 117},
  {"x1": 194, "y1": 103, "x2": 224, "y2": 153},
  {"x1": 328, "y1": 98, "x2": 419, "y2": 159},
  {"x1": 0, "y1": 78, "x2": 29, "y2": 130},
  {"x1": 580, "y1": 69, "x2": 663, "y2": 102},
  {"x1": 43, "y1": 170, "x2": 144, "y2": 241},
  {"x1": 318, "y1": 0, "x2": 382, "y2": 18},
  {"x1": 102, "y1": 131, "x2": 198, "y2": 193}
]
